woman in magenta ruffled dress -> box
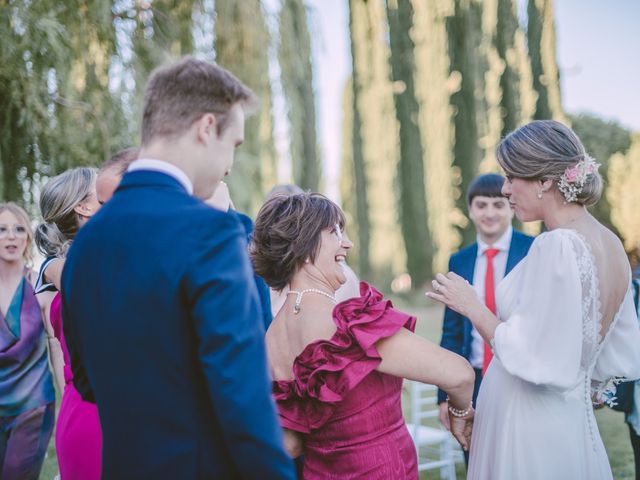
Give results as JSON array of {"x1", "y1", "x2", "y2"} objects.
[
  {"x1": 251, "y1": 193, "x2": 475, "y2": 479},
  {"x1": 35, "y1": 168, "x2": 103, "y2": 480}
]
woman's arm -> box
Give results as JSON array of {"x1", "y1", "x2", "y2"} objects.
[
  {"x1": 375, "y1": 328, "x2": 475, "y2": 449},
  {"x1": 43, "y1": 258, "x2": 65, "y2": 291},
  {"x1": 376, "y1": 328, "x2": 475, "y2": 406},
  {"x1": 28, "y1": 272, "x2": 64, "y2": 393},
  {"x1": 282, "y1": 428, "x2": 304, "y2": 459},
  {"x1": 46, "y1": 337, "x2": 66, "y2": 393},
  {"x1": 33, "y1": 283, "x2": 65, "y2": 392}
]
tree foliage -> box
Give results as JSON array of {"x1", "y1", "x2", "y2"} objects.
[
  {"x1": 570, "y1": 113, "x2": 632, "y2": 236},
  {"x1": 215, "y1": 0, "x2": 276, "y2": 215},
  {"x1": 2, "y1": 0, "x2": 636, "y2": 289},
  {"x1": 279, "y1": 0, "x2": 320, "y2": 191},
  {"x1": 607, "y1": 134, "x2": 640, "y2": 257},
  {"x1": 446, "y1": 0, "x2": 481, "y2": 246},
  {"x1": 386, "y1": 0, "x2": 433, "y2": 285},
  {"x1": 527, "y1": 0, "x2": 565, "y2": 122}
]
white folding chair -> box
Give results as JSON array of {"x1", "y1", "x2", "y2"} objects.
[{"x1": 407, "y1": 381, "x2": 460, "y2": 479}]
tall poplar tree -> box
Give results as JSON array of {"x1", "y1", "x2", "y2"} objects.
[
  {"x1": 385, "y1": 0, "x2": 433, "y2": 285},
  {"x1": 496, "y1": 0, "x2": 520, "y2": 135},
  {"x1": 446, "y1": 0, "x2": 481, "y2": 245},
  {"x1": 346, "y1": 0, "x2": 406, "y2": 282},
  {"x1": 215, "y1": 0, "x2": 276, "y2": 214},
  {"x1": 279, "y1": 0, "x2": 320, "y2": 191},
  {"x1": 345, "y1": 0, "x2": 371, "y2": 279},
  {"x1": 527, "y1": 0, "x2": 565, "y2": 122}
]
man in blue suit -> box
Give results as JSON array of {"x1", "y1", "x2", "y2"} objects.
[
  {"x1": 61, "y1": 57, "x2": 294, "y2": 479},
  {"x1": 437, "y1": 174, "x2": 534, "y2": 432}
]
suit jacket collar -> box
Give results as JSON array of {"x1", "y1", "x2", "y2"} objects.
[
  {"x1": 458, "y1": 244, "x2": 478, "y2": 283},
  {"x1": 128, "y1": 158, "x2": 193, "y2": 194},
  {"x1": 117, "y1": 170, "x2": 191, "y2": 196},
  {"x1": 505, "y1": 230, "x2": 530, "y2": 273},
  {"x1": 458, "y1": 229, "x2": 530, "y2": 281}
]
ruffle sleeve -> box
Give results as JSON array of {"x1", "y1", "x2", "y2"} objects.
[{"x1": 273, "y1": 281, "x2": 416, "y2": 433}]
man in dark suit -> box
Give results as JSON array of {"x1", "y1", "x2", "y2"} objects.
[
  {"x1": 61, "y1": 57, "x2": 294, "y2": 479},
  {"x1": 437, "y1": 174, "x2": 534, "y2": 433}
]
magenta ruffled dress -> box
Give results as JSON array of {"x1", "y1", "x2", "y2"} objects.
[
  {"x1": 50, "y1": 293, "x2": 102, "y2": 480},
  {"x1": 273, "y1": 282, "x2": 418, "y2": 479}
]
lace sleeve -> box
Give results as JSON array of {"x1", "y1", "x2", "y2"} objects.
[{"x1": 591, "y1": 285, "x2": 640, "y2": 401}]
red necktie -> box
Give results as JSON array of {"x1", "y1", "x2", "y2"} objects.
[{"x1": 483, "y1": 248, "x2": 500, "y2": 375}]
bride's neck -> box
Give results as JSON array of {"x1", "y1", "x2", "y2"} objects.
[{"x1": 544, "y1": 204, "x2": 590, "y2": 231}]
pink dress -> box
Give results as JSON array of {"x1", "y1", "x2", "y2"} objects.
[
  {"x1": 50, "y1": 293, "x2": 102, "y2": 480},
  {"x1": 273, "y1": 282, "x2": 418, "y2": 479}
]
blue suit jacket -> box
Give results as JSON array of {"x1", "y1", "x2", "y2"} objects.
[
  {"x1": 234, "y1": 211, "x2": 273, "y2": 330},
  {"x1": 437, "y1": 230, "x2": 534, "y2": 404},
  {"x1": 61, "y1": 171, "x2": 294, "y2": 479}
]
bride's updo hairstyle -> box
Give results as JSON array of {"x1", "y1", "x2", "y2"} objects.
[
  {"x1": 35, "y1": 167, "x2": 97, "y2": 257},
  {"x1": 251, "y1": 192, "x2": 346, "y2": 291},
  {"x1": 496, "y1": 120, "x2": 603, "y2": 206}
]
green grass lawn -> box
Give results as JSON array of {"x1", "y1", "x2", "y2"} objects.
[{"x1": 39, "y1": 296, "x2": 635, "y2": 479}]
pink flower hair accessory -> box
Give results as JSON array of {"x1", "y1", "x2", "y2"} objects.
[{"x1": 557, "y1": 155, "x2": 600, "y2": 203}]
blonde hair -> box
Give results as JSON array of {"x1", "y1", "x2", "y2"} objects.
[
  {"x1": 497, "y1": 120, "x2": 603, "y2": 206},
  {"x1": 0, "y1": 202, "x2": 34, "y2": 265},
  {"x1": 35, "y1": 167, "x2": 97, "y2": 257}
]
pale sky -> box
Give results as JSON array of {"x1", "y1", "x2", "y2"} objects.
[{"x1": 266, "y1": 0, "x2": 640, "y2": 199}]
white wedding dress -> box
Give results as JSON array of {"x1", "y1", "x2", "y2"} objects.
[{"x1": 468, "y1": 229, "x2": 640, "y2": 479}]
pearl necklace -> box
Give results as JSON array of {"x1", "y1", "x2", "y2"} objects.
[{"x1": 287, "y1": 288, "x2": 337, "y2": 314}]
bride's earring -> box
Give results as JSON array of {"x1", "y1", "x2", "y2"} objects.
[{"x1": 537, "y1": 192, "x2": 543, "y2": 199}]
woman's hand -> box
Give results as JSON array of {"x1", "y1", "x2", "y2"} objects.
[
  {"x1": 426, "y1": 272, "x2": 481, "y2": 318},
  {"x1": 205, "y1": 181, "x2": 232, "y2": 212},
  {"x1": 427, "y1": 272, "x2": 500, "y2": 344},
  {"x1": 449, "y1": 408, "x2": 474, "y2": 451},
  {"x1": 438, "y1": 401, "x2": 451, "y2": 430},
  {"x1": 282, "y1": 428, "x2": 304, "y2": 458}
]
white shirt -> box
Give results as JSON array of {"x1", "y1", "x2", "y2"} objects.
[
  {"x1": 128, "y1": 158, "x2": 194, "y2": 195},
  {"x1": 469, "y1": 226, "x2": 513, "y2": 369}
]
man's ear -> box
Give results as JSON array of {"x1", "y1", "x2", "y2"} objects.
[{"x1": 196, "y1": 113, "x2": 218, "y2": 143}]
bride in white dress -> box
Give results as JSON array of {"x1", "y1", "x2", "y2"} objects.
[{"x1": 428, "y1": 120, "x2": 640, "y2": 479}]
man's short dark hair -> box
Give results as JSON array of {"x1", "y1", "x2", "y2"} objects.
[
  {"x1": 101, "y1": 148, "x2": 139, "y2": 176},
  {"x1": 466, "y1": 173, "x2": 506, "y2": 206}
]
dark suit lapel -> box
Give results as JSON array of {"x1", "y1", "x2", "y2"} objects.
[
  {"x1": 505, "y1": 232, "x2": 528, "y2": 274},
  {"x1": 459, "y1": 243, "x2": 478, "y2": 283}
]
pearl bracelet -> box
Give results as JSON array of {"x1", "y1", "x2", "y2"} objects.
[{"x1": 446, "y1": 396, "x2": 473, "y2": 418}]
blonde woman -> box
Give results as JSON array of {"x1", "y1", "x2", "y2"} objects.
[
  {"x1": 35, "y1": 167, "x2": 102, "y2": 480},
  {"x1": 0, "y1": 202, "x2": 55, "y2": 480},
  {"x1": 428, "y1": 120, "x2": 640, "y2": 479}
]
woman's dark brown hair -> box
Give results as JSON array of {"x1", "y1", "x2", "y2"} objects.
[{"x1": 251, "y1": 192, "x2": 346, "y2": 291}]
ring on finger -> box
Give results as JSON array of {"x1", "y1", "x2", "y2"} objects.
[{"x1": 432, "y1": 280, "x2": 440, "y2": 292}]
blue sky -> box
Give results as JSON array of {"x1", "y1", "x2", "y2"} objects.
[{"x1": 265, "y1": 0, "x2": 640, "y2": 198}]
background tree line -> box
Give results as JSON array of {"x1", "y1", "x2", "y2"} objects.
[{"x1": 1, "y1": 0, "x2": 637, "y2": 289}]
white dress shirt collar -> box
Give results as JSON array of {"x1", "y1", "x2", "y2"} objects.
[
  {"x1": 476, "y1": 225, "x2": 513, "y2": 257},
  {"x1": 127, "y1": 158, "x2": 194, "y2": 195}
]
